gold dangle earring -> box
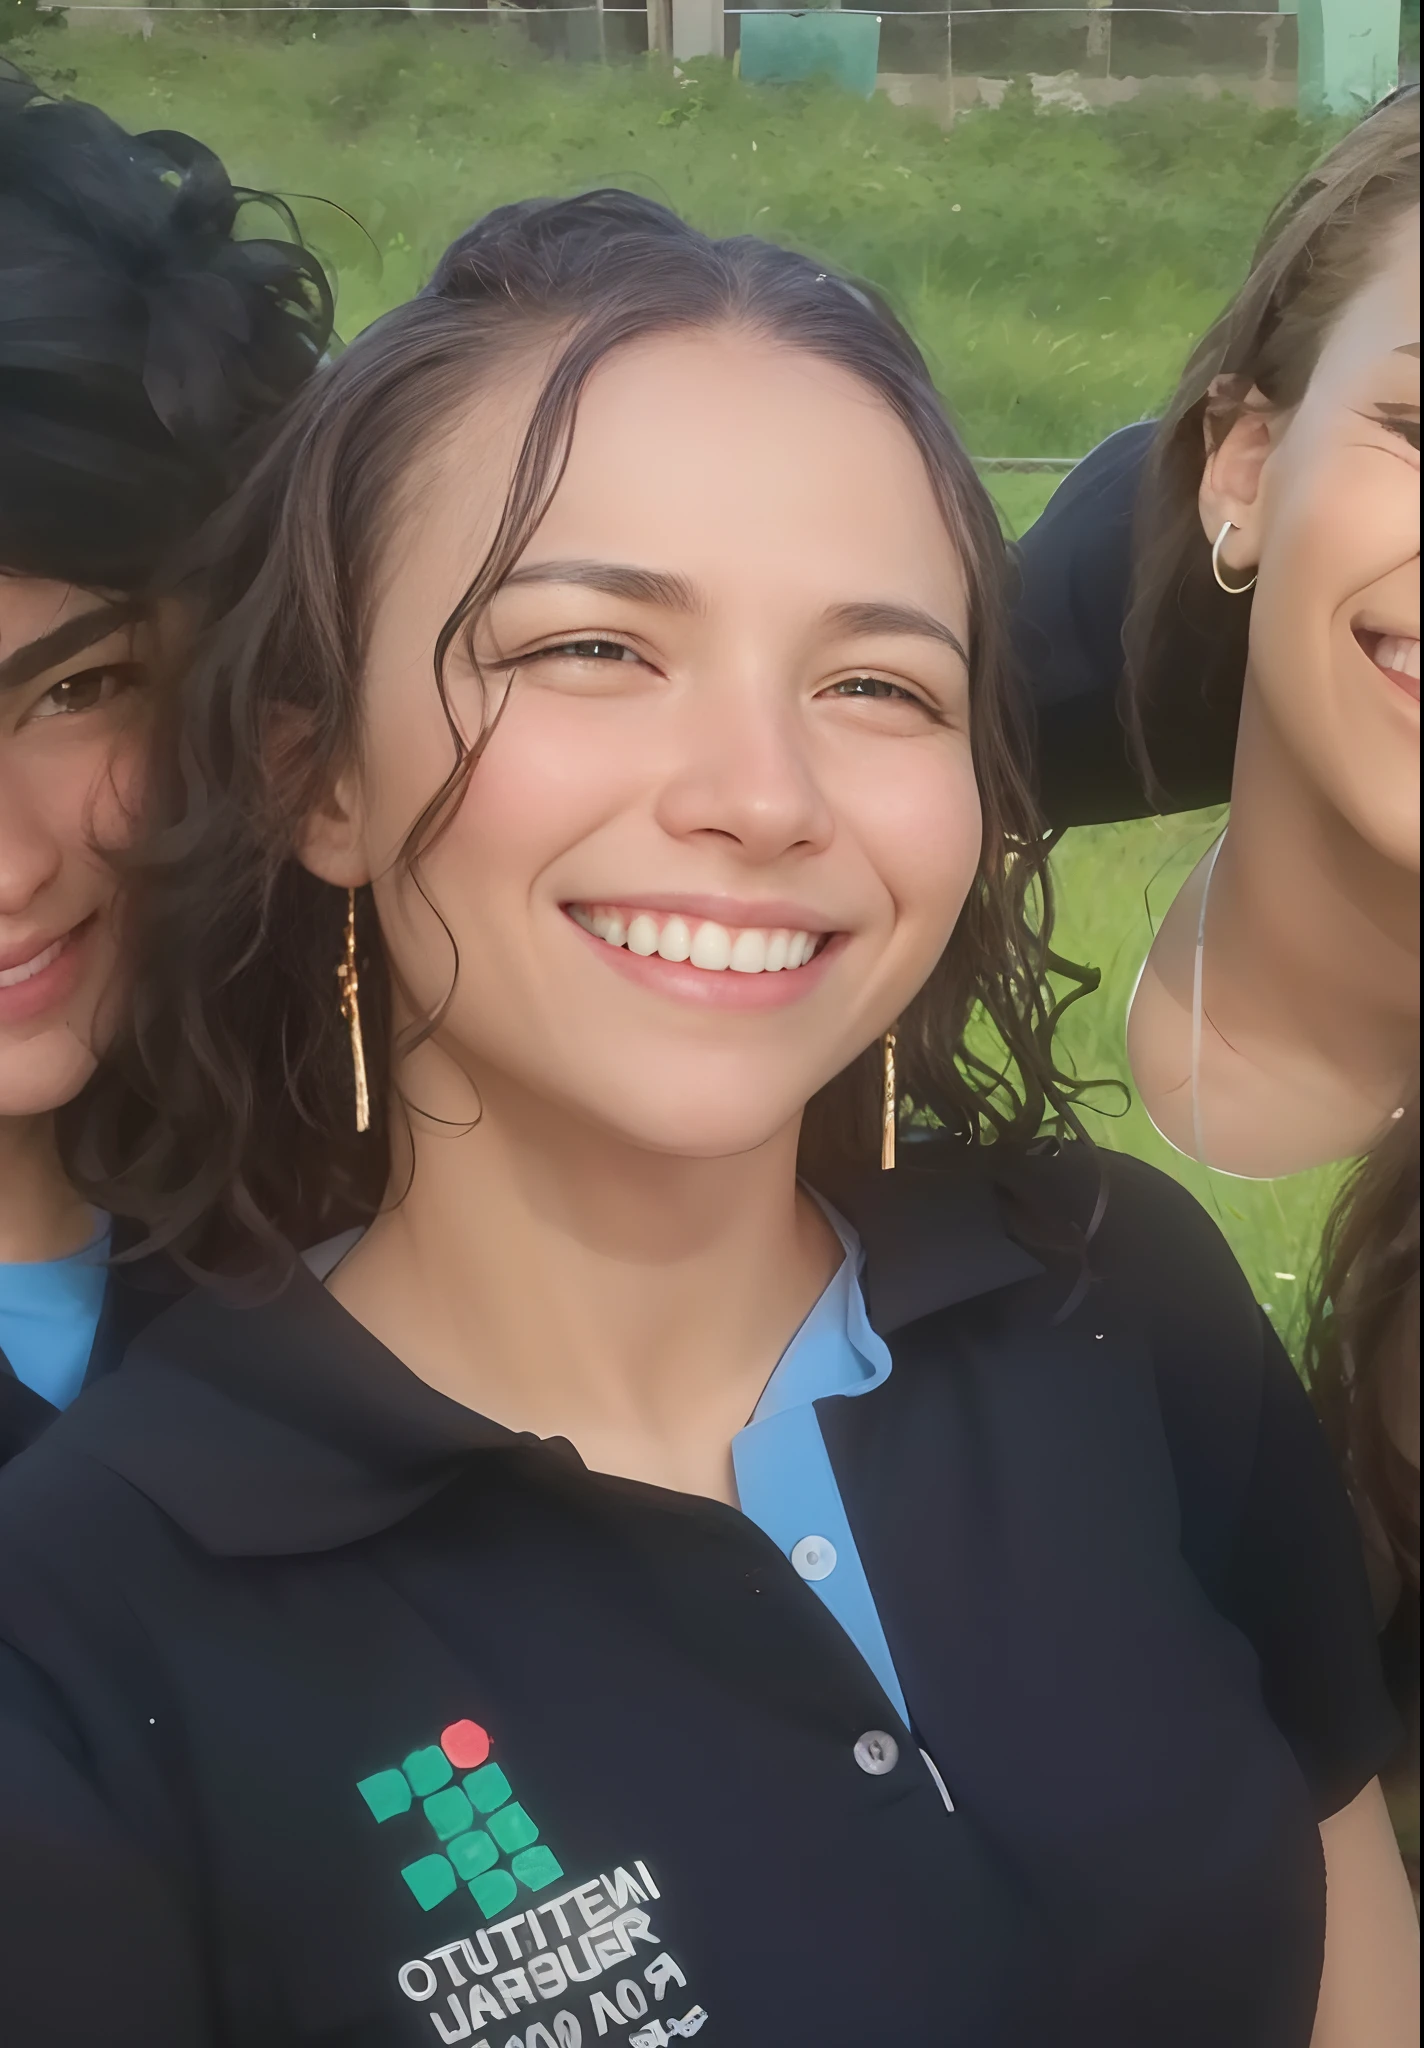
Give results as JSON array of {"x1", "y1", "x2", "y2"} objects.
[
  {"x1": 336, "y1": 887, "x2": 371, "y2": 1134},
  {"x1": 881, "y1": 1029, "x2": 898, "y2": 1172}
]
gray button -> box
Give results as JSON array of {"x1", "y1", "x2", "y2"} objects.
[
  {"x1": 853, "y1": 1730, "x2": 900, "y2": 1777},
  {"x1": 790, "y1": 1535, "x2": 837, "y2": 1582}
]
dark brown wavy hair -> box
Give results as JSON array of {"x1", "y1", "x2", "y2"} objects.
[
  {"x1": 66, "y1": 190, "x2": 1095, "y2": 1277},
  {"x1": 1124, "y1": 95, "x2": 1421, "y2": 1593},
  {"x1": 1308, "y1": 1095, "x2": 1419, "y2": 1593}
]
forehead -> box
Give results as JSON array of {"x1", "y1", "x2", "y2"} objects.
[
  {"x1": 1309, "y1": 207, "x2": 1420, "y2": 403},
  {"x1": 546, "y1": 331, "x2": 958, "y2": 581},
  {"x1": 413, "y1": 329, "x2": 964, "y2": 609}
]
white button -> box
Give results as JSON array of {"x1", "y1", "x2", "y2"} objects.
[
  {"x1": 854, "y1": 1730, "x2": 899, "y2": 1776},
  {"x1": 790, "y1": 1535, "x2": 837, "y2": 1582}
]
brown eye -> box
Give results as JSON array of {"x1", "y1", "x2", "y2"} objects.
[
  {"x1": 29, "y1": 663, "x2": 142, "y2": 721},
  {"x1": 537, "y1": 639, "x2": 639, "y2": 663},
  {"x1": 825, "y1": 676, "x2": 931, "y2": 709}
]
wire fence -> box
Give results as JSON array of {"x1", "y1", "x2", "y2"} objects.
[{"x1": 46, "y1": 2, "x2": 1304, "y2": 93}]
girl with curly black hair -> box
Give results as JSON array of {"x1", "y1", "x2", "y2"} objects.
[{"x1": 0, "y1": 64, "x2": 333, "y2": 1456}]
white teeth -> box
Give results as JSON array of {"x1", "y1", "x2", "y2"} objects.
[
  {"x1": 0, "y1": 935, "x2": 66, "y2": 989},
  {"x1": 570, "y1": 906, "x2": 823, "y2": 976},
  {"x1": 656, "y1": 916, "x2": 692, "y2": 963},
  {"x1": 690, "y1": 922, "x2": 732, "y2": 972},
  {"x1": 729, "y1": 929, "x2": 768, "y2": 974},
  {"x1": 1374, "y1": 634, "x2": 1421, "y2": 680}
]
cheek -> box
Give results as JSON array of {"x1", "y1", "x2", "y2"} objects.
[
  {"x1": 838, "y1": 740, "x2": 983, "y2": 950},
  {"x1": 1259, "y1": 441, "x2": 1417, "y2": 630},
  {"x1": 27, "y1": 742, "x2": 130, "y2": 891},
  {"x1": 86, "y1": 728, "x2": 150, "y2": 852},
  {"x1": 454, "y1": 690, "x2": 642, "y2": 875},
  {"x1": 424, "y1": 692, "x2": 647, "y2": 940},
  {"x1": 371, "y1": 688, "x2": 645, "y2": 1004}
]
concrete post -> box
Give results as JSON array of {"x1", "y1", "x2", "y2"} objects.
[
  {"x1": 1085, "y1": 0, "x2": 1112, "y2": 76},
  {"x1": 1298, "y1": 0, "x2": 1400, "y2": 117},
  {"x1": 672, "y1": 0, "x2": 724, "y2": 60}
]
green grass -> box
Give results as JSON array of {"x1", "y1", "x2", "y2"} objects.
[
  {"x1": 15, "y1": 19, "x2": 1347, "y2": 461},
  {"x1": 9, "y1": 24, "x2": 1354, "y2": 1332}
]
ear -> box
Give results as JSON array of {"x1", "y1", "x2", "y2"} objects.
[
  {"x1": 297, "y1": 763, "x2": 371, "y2": 890},
  {"x1": 1198, "y1": 383, "x2": 1277, "y2": 577}
]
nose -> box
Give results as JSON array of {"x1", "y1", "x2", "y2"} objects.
[
  {"x1": 0, "y1": 755, "x2": 64, "y2": 919},
  {"x1": 653, "y1": 665, "x2": 835, "y2": 866}
]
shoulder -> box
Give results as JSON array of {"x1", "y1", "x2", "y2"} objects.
[
  {"x1": 913, "y1": 1133, "x2": 1257, "y2": 1299},
  {"x1": 915, "y1": 1139, "x2": 1272, "y2": 1529},
  {"x1": 0, "y1": 1351, "x2": 217, "y2": 1629},
  {"x1": 840, "y1": 1132, "x2": 1262, "y2": 1358},
  {"x1": 989, "y1": 1138, "x2": 1269, "y2": 1420},
  {"x1": 1029, "y1": 1139, "x2": 1256, "y2": 1295},
  {"x1": 0, "y1": 1403, "x2": 169, "y2": 1578}
]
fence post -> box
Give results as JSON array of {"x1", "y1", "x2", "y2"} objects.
[
  {"x1": 945, "y1": 5, "x2": 955, "y2": 128},
  {"x1": 672, "y1": 0, "x2": 725, "y2": 59},
  {"x1": 1085, "y1": 0, "x2": 1112, "y2": 76},
  {"x1": 1260, "y1": 14, "x2": 1282, "y2": 87},
  {"x1": 646, "y1": 0, "x2": 672, "y2": 58}
]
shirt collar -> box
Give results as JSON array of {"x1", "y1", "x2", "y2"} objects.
[
  {"x1": 820, "y1": 1137, "x2": 1045, "y2": 1334},
  {"x1": 50, "y1": 1139, "x2": 1044, "y2": 1559},
  {"x1": 749, "y1": 1192, "x2": 890, "y2": 1425}
]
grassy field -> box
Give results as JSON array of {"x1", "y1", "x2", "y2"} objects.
[
  {"x1": 10, "y1": 23, "x2": 1352, "y2": 1336},
  {"x1": 14, "y1": 20, "x2": 1349, "y2": 456}
]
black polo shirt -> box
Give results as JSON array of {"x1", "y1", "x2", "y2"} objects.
[
  {"x1": 0, "y1": 1227, "x2": 181, "y2": 1467},
  {"x1": 0, "y1": 1142, "x2": 1396, "y2": 2048}
]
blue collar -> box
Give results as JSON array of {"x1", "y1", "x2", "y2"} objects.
[{"x1": 749, "y1": 1192, "x2": 891, "y2": 1423}]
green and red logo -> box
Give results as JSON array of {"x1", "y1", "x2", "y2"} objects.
[{"x1": 356, "y1": 1719, "x2": 563, "y2": 1922}]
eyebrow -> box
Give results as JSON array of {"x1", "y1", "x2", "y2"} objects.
[
  {"x1": 1394, "y1": 343, "x2": 1420, "y2": 357},
  {"x1": 824, "y1": 599, "x2": 969, "y2": 667},
  {"x1": 0, "y1": 599, "x2": 139, "y2": 693},
  {"x1": 500, "y1": 560, "x2": 702, "y2": 613},
  {"x1": 500, "y1": 561, "x2": 968, "y2": 664}
]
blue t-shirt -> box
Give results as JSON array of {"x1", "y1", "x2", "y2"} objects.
[{"x1": 0, "y1": 1221, "x2": 110, "y2": 1413}]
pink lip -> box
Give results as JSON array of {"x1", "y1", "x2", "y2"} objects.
[
  {"x1": 567, "y1": 914, "x2": 846, "y2": 1010},
  {"x1": 561, "y1": 893, "x2": 840, "y2": 934},
  {"x1": 1378, "y1": 661, "x2": 1421, "y2": 704},
  {"x1": 0, "y1": 918, "x2": 94, "y2": 1028}
]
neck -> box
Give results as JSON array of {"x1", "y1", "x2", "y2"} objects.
[
  {"x1": 330, "y1": 1055, "x2": 840, "y2": 1501},
  {"x1": 0, "y1": 1114, "x2": 94, "y2": 1263},
  {"x1": 1210, "y1": 682, "x2": 1419, "y2": 1100}
]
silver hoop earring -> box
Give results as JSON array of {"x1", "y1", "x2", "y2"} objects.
[{"x1": 1211, "y1": 521, "x2": 1257, "y2": 595}]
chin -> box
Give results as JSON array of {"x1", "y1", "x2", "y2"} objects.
[
  {"x1": 0, "y1": 1038, "x2": 101, "y2": 1122},
  {"x1": 583, "y1": 1099, "x2": 805, "y2": 1163},
  {"x1": 1341, "y1": 788, "x2": 1421, "y2": 876}
]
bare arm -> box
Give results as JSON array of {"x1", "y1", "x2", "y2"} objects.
[{"x1": 1310, "y1": 1778, "x2": 1419, "y2": 2048}]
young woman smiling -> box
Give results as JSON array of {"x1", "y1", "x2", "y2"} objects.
[
  {"x1": 1014, "y1": 96, "x2": 1420, "y2": 1924},
  {"x1": 0, "y1": 67, "x2": 332, "y2": 1456},
  {"x1": 0, "y1": 195, "x2": 1411, "y2": 2047}
]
